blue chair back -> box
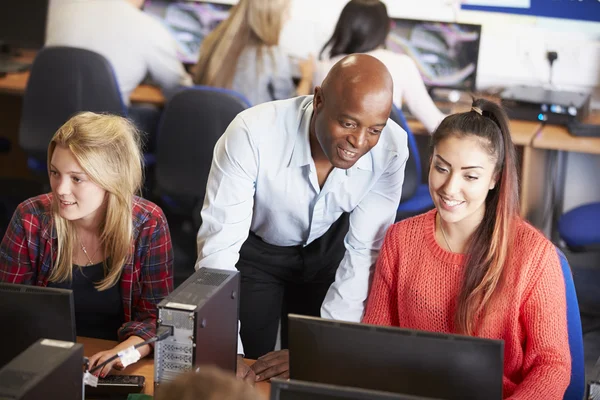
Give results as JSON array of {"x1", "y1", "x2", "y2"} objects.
[
  {"x1": 19, "y1": 46, "x2": 126, "y2": 168},
  {"x1": 557, "y1": 248, "x2": 585, "y2": 400},
  {"x1": 558, "y1": 202, "x2": 600, "y2": 252},
  {"x1": 390, "y1": 105, "x2": 420, "y2": 202},
  {"x1": 390, "y1": 105, "x2": 434, "y2": 220},
  {"x1": 155, "y1": 86, "x2": 250, "y2": 209}
]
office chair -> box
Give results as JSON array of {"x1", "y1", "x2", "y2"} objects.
[
  {"x1": 19, "y1": 46, "x2": 127, "y2": 173},
  {"x1": 389, "y1": 105, "x2": 434, "y2": 221},
  {"x1": 558, "y1": 202, "x2": 600, "y2": 252},
  {"x1": 557, "y1": 247, "x2": 586, "y2": 400},
  {"x1": 153, "y1": 86, "x2": 250, "y2": 285}
]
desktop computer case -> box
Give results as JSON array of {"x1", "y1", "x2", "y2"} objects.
[
  {"x1": 0, "y1": 339, "x2": 83, "y2": 400},
  {"x1": 154, "y1": 267, "x2": 240, "y2": 388}
]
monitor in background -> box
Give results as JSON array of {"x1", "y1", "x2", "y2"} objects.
[
  {"x1": 0, "y1": 0, "x2": 49, "y2": 73},
  {"x1": 0, "y1": 338, "x2": 83, "y2": 400},
  {"x1": 143, "y1": 0, "x2": 232, "y2": 65},
  {"x1": 386, "y1": 18, "x2": 481, "y2": 93},
  {"x1": 288, "y1": 315, "x2": 504, "y2": 400},
  {"x1": 271, "y1": 379, "x2": 440, "y2": 400},
  {"x1": 154, "y1": 267, "x2": 240, "y2": 387},
  {"x1": 0, "y1": 0, "x2": 48, "y2": 52},
  {"x1": 0, "y1": 283, "x2": 76, "y2": 368}
]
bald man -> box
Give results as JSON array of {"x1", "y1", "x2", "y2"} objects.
[{"x1": 196, "y1": 54, "x2": 408, "y2": 381}]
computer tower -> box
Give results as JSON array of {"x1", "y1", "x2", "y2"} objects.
[
  {"x1": 0, "y1": 338, "x2": 83, "y2": 400},
  {"x1": 154, "y1": 267, "x2": 240, "y2": 388}
]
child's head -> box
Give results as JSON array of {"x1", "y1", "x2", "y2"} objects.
[{"x1": 154, "y1": 366, "x2": 264, "y2": 400}]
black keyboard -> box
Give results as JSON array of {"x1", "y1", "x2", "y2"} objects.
[
  {"x1": 0, "y1": 59, "x2": 31, "y2": 73},
  {"x1": 568, "y1": 120, "x2": 600, "y2": 138}
]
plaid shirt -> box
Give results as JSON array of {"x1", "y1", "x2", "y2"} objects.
[{"x1": 0, "y1": 194, "x2": 174, "y2": 343}]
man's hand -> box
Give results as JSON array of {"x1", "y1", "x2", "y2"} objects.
[
  {"x1": 250, "y1": 349, "x2": 289, "y2": 382},
  {"x1": 236, "y1": 355, "x2": 256, "y2": 385}
]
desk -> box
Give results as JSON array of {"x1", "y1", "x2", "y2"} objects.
[
  {"x1": 525, "y1": 115, "x2": 600, "y2": 236},
  {"x1": 77, "y1": 336, "x2": 271, "y2": 398}
]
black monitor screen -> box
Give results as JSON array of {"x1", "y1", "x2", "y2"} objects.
[
  {"x1": 143, "y1": 0, "x2": 232, "y2": 64},
  {"x1": 0, "y1": 283, "x2": 75, "y2": 368},
  {"x1": 288, "y1": 315, "x2": 503, "y2": 400},
  {"x1": 271, "y1": 379, "x2": 439, "y2": 400},
  {"x1": 386, "y1": 18, "x2": 481, "y2": 91},
  {"x1": 0, "y1": 0, "x2": 49, "y2": 50}
]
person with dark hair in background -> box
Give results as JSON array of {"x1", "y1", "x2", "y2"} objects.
[
  {"x1": 363, "y1": 98, "x2": 570, "y2": 399},
  {"x1": 196, "y1": 54, "x2": 408, "y2": 382},
  {"x1": 315, "y1": 0, "x2": 445, "y2": 134}
]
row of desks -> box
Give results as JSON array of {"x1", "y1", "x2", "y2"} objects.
[
  {"x1": 1, "y1": 69, "x2": 599, "y2": 226},
  {"x1": 80, "y1": 336, "x2": 271, "y2": 398}
]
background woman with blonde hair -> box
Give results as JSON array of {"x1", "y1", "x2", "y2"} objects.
[
  {"x1": 0, "y1": 112, "x2": 173, "y2": 378},
  {"x1": 193, "y1": 0, "x2": 313, "y2": 105},
  {"x1": 363, "y1": 98, "x2": 570, "y2": 398}
]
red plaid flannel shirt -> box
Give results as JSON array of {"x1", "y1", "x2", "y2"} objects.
[{"x1": 0, "y1": 194, "x2": 174, "y2": 343}]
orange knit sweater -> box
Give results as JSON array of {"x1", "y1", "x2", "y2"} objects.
[{"x1": 363, "y1": 209, "x2": 570, "y2": 400}]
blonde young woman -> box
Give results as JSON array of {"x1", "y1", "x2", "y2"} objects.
[
  {"x1": 0, "y1": 113, "x2": 173, "y2": 378},
  {"x1": 193, "y1": 0, "x2": 313, "y2": 105}
]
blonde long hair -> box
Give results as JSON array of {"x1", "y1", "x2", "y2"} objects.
[
  {"x1": 193, "y1": 0, "x2": 290, "y2": 88},
  {"x1": 47, "y1": 112, "x2": 143, "y2": 290}
]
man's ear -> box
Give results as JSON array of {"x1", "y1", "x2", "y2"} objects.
[{"x1": 313, "y1": 86, "x2": 323, "y2": 111}]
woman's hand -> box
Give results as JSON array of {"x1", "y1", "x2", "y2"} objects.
[{"x1": 87, "y1": 336, "x2": 151, "y2": 377}]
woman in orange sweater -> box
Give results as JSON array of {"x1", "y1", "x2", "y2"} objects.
[{"x1": 363, "y1": 98, "x2": 570, "y2": 399}]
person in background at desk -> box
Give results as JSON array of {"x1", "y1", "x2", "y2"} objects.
[
  {"x1": 45, "y1": 0, "x2": 192, "y2": 150},
  {"x1": 0, "y1": 113, "x2": 174, "y2": 378},
  {"x1": 196, "y1": 54, "x2": 408, "y2": 382},
  {"x1": 363, "y1": 98, "x2": 570, "y2": 399},
  {"x1": 155, "y1": 366, "x2": 263, "y2": 400},
  {"x1": 314, "y1": 0, "x2": 445, "y2": 134},
  {"x1": 192, "y1": 0, "x2": 313, "y2": 105}
]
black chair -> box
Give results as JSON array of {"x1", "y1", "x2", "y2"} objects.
[
  {"x1": 390, "y1": 105, "x2": 434, "y2": 221},
  {"x1": 153, "y1": 85, "x2": 250, "y2": 285},
  {"x1": 19, "y1": 46, "x2": 127, "y2": 172}
]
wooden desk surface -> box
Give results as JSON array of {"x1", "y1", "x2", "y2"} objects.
[
  {"x1": 77, "y1": 336, "x2": 271, "y2": 398},
  {"x1": 0, "y1": 70, "x2": 165, "y2": 106},
  {"x1": 531, "y1": 112, "x2": 600, "y2": 154}
]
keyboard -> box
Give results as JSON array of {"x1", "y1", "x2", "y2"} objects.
[
  {"x1": 568, "y1": 120, "x2": 600, "y2": 138},
  {"x1": 0, "y1": 59, "x2": 31, "y2": 74}
]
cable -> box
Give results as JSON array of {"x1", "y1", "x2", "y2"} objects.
[
  {"x1": 88, "y1": 325, "x2": 173, "y2": 374},
  {"x1": 546, "y1": 51, "x2": 558, "y2": 87}
]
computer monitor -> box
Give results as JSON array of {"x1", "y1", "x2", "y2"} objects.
[
  {"x1": 288, "y1": 315, "x2": 504, "y2": 400},
  {"x1": 386, "y1": 18, "x2": 481, "y2": 92},
  {"x1": 0, "y1": 338, "x2": 83, "y2": 400},
  {"x1": 0, "y1": 0, "x2": 49, "y2": 53},
  {"x1": 271, "y1": 379, "x2": 440, "y2": 400},
  {"x1": 143, "y1": 0, "x2": 232, "y2": 64},
  {"x1": 0, "y1": 283, "x2": 76, "y2": 368},
  {"x1": 154, "y1": 267, "x2": 240, "y2": 387}
]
